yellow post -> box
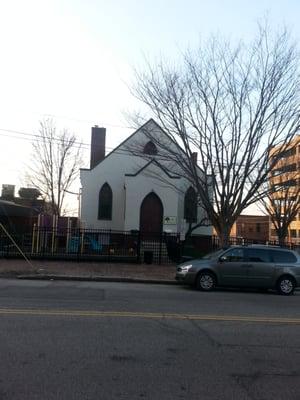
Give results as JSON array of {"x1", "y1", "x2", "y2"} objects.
[{"x1": 36, "y1": 214, "x2": 41, "y2": 253}]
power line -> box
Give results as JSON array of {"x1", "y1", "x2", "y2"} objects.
[
  {"x1": 0, "y1": 127, "x2": 141, "y2": 157},
  {"x1": 0, "y1": 118, "x2": 134, "y2": 146},
  {"x1": 40, "y1": 113, "x2": 133, "y2": 130},
  {"x1": 0, "y1": 130, "x2": 145, "y2": 161},
  {"x1": 2, "y1": 107, "x2": 134, "y2": 130},
  {"x1": 0, "y1": 132, "x2": 90, "y2": 151},
  {"x1": 0, "y1": 126, "x2": 135, "y2": 154},
  {"x1": 0, "y1": 128, "x2": 90, "y2": 147}
]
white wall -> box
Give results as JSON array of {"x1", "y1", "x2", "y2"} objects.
[
  {"x1": 80, "y1": 120, "x2": 163, "y2": 229},
  {"x1": 80, "y1": 152, "x2": 129, "y2": 229},
  {"x1": 80, "y1": 119, "x2": 213, "y2": 235},
  {"x1": 124, "y1": 163, "x2": 180, "y2": 231}
]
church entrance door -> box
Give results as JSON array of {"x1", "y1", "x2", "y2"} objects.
[{"x1": 139, "y1": 192, "x2": 163, "y2": 235}]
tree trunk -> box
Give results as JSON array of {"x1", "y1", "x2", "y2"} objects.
[
  {"x1": 214, "y1": 223, "x2": 233, "y2": 248},
  {"x1": 277, "y1": 228, "x2": 288, "y2": 246}
]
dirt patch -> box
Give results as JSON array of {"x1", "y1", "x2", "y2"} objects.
[{"x1": 0, "y1": 259, "x2": 176, "y2": 281}]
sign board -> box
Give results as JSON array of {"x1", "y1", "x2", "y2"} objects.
[{"x1": 164, "y1": 216, "x2": 177, "y2": 225}]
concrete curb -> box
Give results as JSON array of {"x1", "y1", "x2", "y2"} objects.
[{"x1": 16, "y1": 274, "x2": 178, "y2": 285}]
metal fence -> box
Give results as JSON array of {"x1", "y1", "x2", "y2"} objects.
[
  {"x1": 183, "y1": 234, "x2": 299, "y2": 259},
  {"x1": 0, "y1": 227, "x2": 182, "y2": 264},
  {"x1": 0, "y1": 227, "x2": 298, "y2": 264}
]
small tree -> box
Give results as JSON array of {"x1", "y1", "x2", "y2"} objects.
[
  {"x1": 26, "y1": 119, "x2": 82, "y2": 216},
  {"x1": 259, "y1": 173, "x2": 300, "y2": 245},
  {"x1": 131, "y1": 25, "x2": 300, "y2": 247}
]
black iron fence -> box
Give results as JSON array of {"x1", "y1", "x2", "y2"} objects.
[
  {"x1": 0, "y1": 227, "x2": 181, "y2": 264},
  {"x1": 183, "y1": 234, "x2": 299, "y2": 259},
  {"x1": 0, "y1": 226, "x2": 298, "y2": 264}
]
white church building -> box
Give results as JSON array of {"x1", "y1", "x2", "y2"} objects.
[{"x1": 80, "y1": 119, "x2": 212, "y2": 237}]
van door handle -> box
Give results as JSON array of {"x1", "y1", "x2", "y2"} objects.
[{"x1": 243, "y1": 264, "x2": 253, "y2": 268}]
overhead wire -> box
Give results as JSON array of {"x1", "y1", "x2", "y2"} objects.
[
  {"x1": 0, "y1": 131, "x2": 90, "y2": 150},
  {"x1": 0, "y1": 122, "x2": 134, "y2": 147},
  {"x1": 39, "y1": 113, "x2": 133, "y2": 130},
  {"x1": 0, "y1": 107, "x2": 134, "y2": 130},
  {"x1": 0, "y1": 115, "x2": 137, "y2": 235},
  {"x1": 0, "y1": 127, "x2": 142, "y2": 157}
]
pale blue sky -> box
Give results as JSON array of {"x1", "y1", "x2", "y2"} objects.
[{"x1": 0, "y1": 0, "x2": 299, "y2": 211}]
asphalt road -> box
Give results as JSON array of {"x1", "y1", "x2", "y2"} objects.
[{"x1": 0, "y1": 279, "x2": 299, "y2": 400}]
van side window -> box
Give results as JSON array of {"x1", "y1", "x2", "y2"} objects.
[
  {"x1": 222, "y1": 248, "x2": 244, "y2": 262},
  {"x1": 246, "y1": 249, "x2": 270, "y2": 263},
  {"x1": 270, "y1": 250, "x2": 297, "y2": 263}
]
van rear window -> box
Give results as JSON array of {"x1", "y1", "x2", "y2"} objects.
[{"x1": 270, "y1": 250, "x2": 297, "y2": 263}]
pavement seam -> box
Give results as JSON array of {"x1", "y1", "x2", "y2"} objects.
[
  {"x1": 15, "y1": 274, "x2": 177, "y2": 285},
  {"x1": 0, "y1": 308, "x2": 299, "y2": 324}
]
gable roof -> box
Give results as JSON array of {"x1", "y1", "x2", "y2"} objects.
[
  {"x1": 81, "y1": 118, "x2": 203, "y2": 174},
  {"x1": 125, "y1": 159, "x2": 181, "y2": 179},
  {"x1": 81, "y1": 119, "x2": 160, "y2": 171}
]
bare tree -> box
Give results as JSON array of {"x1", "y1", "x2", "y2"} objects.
[
  {"x1": 259, "y1": 168, "x2": 300, "y2": 245},
  {"x1": 26, "y1": 119, "x2": 83, "y2": 216},
  {"x1": 130, "y1": 25, "x2": 300, "y2": 247}
]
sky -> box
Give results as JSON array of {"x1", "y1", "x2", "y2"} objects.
[{"x1": 0, "y1": 0, "x2": 299, "y2": 214}]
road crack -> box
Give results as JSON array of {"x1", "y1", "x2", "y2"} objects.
[{"x1": 188, "y1": 319, "x2": 221, "y2": 347}]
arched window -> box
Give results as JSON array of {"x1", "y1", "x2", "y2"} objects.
[
  {"x1": 184, "y1": 187, "x2": 197, "y2": 223},
  {"x1": 98, "y1": 183, "x2": 112, "y2": 220},
  {"x1": 143, "y1": 141, "x2": 158, "y2": 155}
]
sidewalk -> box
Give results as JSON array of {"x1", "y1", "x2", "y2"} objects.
[{"x1": 0, "y1": 259, "x2": 177, "y2": 284}]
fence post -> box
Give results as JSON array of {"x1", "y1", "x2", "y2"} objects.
[
  {"x1": 76, "y1": 228, "x2": 80, "y2": 261},
  {"x1": 36, "y1": 225, "x2": 40, "y2": 254},
  {"x1": 51, "y1": 226, "x2": 55, "y2": 254},
  {"x1": 31, "y1": 224, "x2": 36, "y2": 254},
  {"x1": 108, "y1": 229, "x2": 111, "y2": 262},
  {"x1": 158, "y1": 231, "x2": 163, "y2": 265},
  {"x1": 177, "y1": 233, "x2": 182, "y2": 263},
  {"x1": 66, "y1": 219, "x2": 71, "y2": 254},
  {"x1": 137, "y1": 230, "x2": 141, "y2": 263},
  {"x1": 41, "y1": 229, "x2": 45, "y2": 259}
]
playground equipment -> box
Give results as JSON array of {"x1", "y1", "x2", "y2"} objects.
[
  {"x1": 30, "y1": 215, "x2": 140, "y2": 258},
  {"x1": 67, "y1": 235, "x2": 103, "y2": 253},
  {"x1": 31, "y1": 214, "x2": 101, "y2": 255}
]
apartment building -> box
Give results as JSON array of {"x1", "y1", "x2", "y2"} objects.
[
  {"x1": 269, "y1": 135, "x2": 300, "y2": 245},
  {"x1": 212, "y1": 215, "x2": 270, "y2": 242},
  {"x1": 233, "y1": 215, "x2": 270, "y2": 242}
]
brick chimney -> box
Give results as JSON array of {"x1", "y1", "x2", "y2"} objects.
[
  {"x1": 191, "y1": 152, "x2": 198, "y2": 165},
  {"x1": 1, "y1": 184, "x2": 15, "y2": 200},
  {"x1": 90, "y1": 126, "x2": 106, "y2": 169}
]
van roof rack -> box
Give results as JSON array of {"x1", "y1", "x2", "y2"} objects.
[{"x1": 245, "y1": 244, "x2": 281, "y2": 248}]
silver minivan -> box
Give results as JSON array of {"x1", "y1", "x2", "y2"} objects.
[{"x1": 176, "y1": 245, "x2": 300, "y2": 295}]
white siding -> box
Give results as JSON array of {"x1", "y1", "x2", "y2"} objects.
[{"x1": 80, "y1": 120, "x2": 212, "y2": 236}]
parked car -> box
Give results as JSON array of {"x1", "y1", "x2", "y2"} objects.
[{"x1": 176, "y1": 245, "x2": 300, "y2": 295}]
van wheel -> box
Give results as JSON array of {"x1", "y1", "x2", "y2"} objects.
[
  {"x1": 276, "y1": 276, "x2": 295, "y2": 296},
  {"x1": 196, "y1": 272, "x2": 216, "y2": 291}
]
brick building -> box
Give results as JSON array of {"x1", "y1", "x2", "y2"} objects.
[
  {"x1": 232, "y1": 215, "x2": 270, "y2": 242},
  {"x1": 269, "y1": 135, "x2": 300, "y2": 245}
]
